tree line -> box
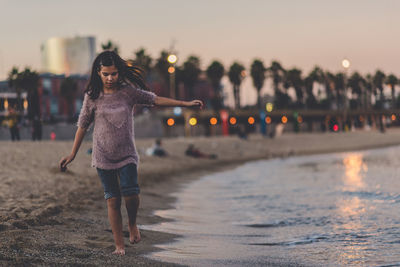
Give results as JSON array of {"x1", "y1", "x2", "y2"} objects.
[
  {"x1": 102, "y1": 41, "x2": 398, "y2": 112},
  {"x1": 6, "y1": 41, "x2": 399, "y2": 124}
]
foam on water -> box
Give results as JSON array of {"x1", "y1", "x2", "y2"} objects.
[{"x1": 143, "y1": 146, "x2": 400, "y2": 266}]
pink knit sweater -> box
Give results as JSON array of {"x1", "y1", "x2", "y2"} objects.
[{"x1": 77, "y1": 85, "x2": 156, "y2": 169}]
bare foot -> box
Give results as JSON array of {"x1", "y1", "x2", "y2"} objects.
[
  {"x1": 112, "y1": 247, "x2": 125, "y2": 255},
  {"x1": 129, "y1": 224, "x2": 141, "y2": 244}
]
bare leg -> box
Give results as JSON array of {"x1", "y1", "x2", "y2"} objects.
[
  {"x1": 107, "y1": 197, "x2": 125, "y2": 255},
  {"x1": 124, "y1": 194, "x2": 141, "y2": 244}
]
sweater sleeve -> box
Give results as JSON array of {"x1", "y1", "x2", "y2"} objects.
[
  {"x1": 77, "y1": 94, "x2": 95, "y2": 129},
  {"x1": 129, "y1": 86, "x2": 157, "y2": 106}
]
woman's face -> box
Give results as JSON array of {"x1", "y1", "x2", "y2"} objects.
[{"x1": 98, "y1": 65, "x2": 119, "y2": 89}]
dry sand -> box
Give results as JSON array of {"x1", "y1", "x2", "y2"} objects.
[{"x1": 2, "y1": 129, "x2": 400, "y2": 266}]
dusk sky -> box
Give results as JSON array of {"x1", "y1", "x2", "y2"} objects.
[{"x1": 2, "y1": 0, "x2": 400, "y2": 105}]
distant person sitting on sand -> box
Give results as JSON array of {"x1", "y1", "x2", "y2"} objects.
[
  {"x1": 185, "y1": 144, "x2": 217, "y2": 159},
  {"x1": 59, "y1": 51, "x2": 203, "y2": 256},
  {"x1": 146, "y1": 139, "x2": 167, "y2": 157}
]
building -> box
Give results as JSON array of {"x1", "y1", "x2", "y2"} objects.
[{"x1": 41, "y1": 36, "x2": 96, "y2": 75}]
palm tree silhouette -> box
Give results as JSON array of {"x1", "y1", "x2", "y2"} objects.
[
  {"x1": 7, "y1": 67, "x2": 23, "y2": 111},
  {"x1": 250, "y1": 59, "x2": 266, "y2": 109},
  {"x1": 364, "y1": 74, "x2": 374, "y2": 109},
  {"x1": 155, "y1": 50, "x2": 170, "y2": 91},
  {"x1": 206, "y1": 60, "x2": 225, "y2": 110},
  {"x1": 284, "y1": 68, "x2": 304, "y2": 108},
  {"x1": 133, "y1": 48, "x2": 153, "y2": 75},
  {"x1": 268, "y1": 61, "x2": 290, "y2": 109},
  {"x1": 8, "y1": 67, "x2": 40, "y2": 118},
  {"x1": 228, "y1": 62, "x2": 245, "y2": 109},
  {"x1": 348, "y1": 72, "x2": 364, "y2": 109},
  {"x1": 101, "y1": 40, "x2": 119, "y2": 54},
  {"x1": 182, "y1": 56, "x2": 201, "y2": 100},
  {"x1": 373, "y1": 70, "x2": 386, "y2": 109},
  {"x1": 385, "y1": 74, "x2": 398, "y2": 108}
]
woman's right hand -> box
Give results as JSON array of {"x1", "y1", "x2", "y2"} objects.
[{"x1": 59, "y1": 154, "x2": 75, "y2": 172}]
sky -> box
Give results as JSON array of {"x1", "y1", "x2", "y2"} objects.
[{"x1": 1, "y1": 0, "x2": 400, "y2": 106}]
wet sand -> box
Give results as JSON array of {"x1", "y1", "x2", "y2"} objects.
[{"x1": 2, "y1": 129, "x2": 400, "y2": 266}]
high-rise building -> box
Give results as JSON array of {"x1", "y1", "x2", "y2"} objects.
[{"x1": 41, "y1": 36, "x2": 96, "y2": 75}]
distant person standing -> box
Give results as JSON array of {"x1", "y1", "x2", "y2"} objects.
[
  {"x1": 31, "y1": 115, "x2": 42, "y2": 141},
  {"x1": 7, "y1": 105, "x2": 20, "y2": 141},
  {"x1": 59, "y1": 51, "x2": 203, "y2": 256}
]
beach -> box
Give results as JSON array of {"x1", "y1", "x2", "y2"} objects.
[{"x1": 2, "y1": 129, "x2": 400, "y2": 266}]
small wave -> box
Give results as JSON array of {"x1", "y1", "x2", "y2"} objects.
[
  {"x1": 375, "y1": 263, "x2": 400, "y2": 267},
  {"x1": 342, "y1": 190, "x2": 400, "y2": 201},
  {"x1": 243, "y1": 216, "x2": 331, "y2": 229},
  {"x1": 244, "y1": 221, "x2": 289, "y2": 228},
  {"x1": 249, "y1": 235, "x2": 329, "y2": 246}
]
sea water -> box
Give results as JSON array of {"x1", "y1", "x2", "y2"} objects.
[{"x1": 143, "y1": 146, "x2": 400, "y2": 266}]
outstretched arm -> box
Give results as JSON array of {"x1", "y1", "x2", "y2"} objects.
[
  {"x1": 59, "y1": 127, "x2": 87, "y2": 171},
  {"x1": 154, "y1": 96, "x2": 203, "y2": 109}
]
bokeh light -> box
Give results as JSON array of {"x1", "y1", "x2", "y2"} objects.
[
  {"x1": 265, "y1": 116, "x2": 272, "y2": 124},
  {"x1": 266, "y1": 102, "x2": 273, "y2": 112},
  {"x1": 229, "y1": 117, "x2": 237, "y2": 125},
  {"x1": 167, "y1": 118, "x2": 175, "y2": 126},
  {"x1": 342, "y1": 59, "x2": 350, "y2": 69},
  {"x1": 297, "y1": 116, "x2": 303, "y2": 123},
  {"x1": 333, "y1": 124, "x2": 339, "y2": 132},
  {"x1": 281, "y1": 116, "x2": 288, "y2": 124},
  {"x1": 248, "y1": 116, "x2": 255, "y2": 124},
  {"x1": 189, "y1": 117, "x2": 197, "y2": 126},
  {"x1": 168, "y1": 66, "x2": 175, "y2": 73},
  {"x1": 167, "y1": 54, "x2": 177, "y2": 64},
  {"x1": 173, "y1": 107, "x2": 182, "y2": 116},
  {"x1": 210, "y1": 117, "x2": 218, "y2": 125}
]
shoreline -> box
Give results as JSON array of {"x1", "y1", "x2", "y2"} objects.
[{"x1": 2, "y1": 130, "x2": 400, "y2": 265}]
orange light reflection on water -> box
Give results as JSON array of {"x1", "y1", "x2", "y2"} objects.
[
  {"x1": 334, "y1": 153, "x2": 374, "y2": 265},
  {"x1": 342, "y1": 153, "x2": 367, "y2": 191}
]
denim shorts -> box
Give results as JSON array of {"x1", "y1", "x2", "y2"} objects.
[{"x1": 96, "y1": 163, "x2": 140, "y2": 200}]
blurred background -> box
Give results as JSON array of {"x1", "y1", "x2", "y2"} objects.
[{"x1": 1, "y1": 0, "x2": 400, "y2": 140}]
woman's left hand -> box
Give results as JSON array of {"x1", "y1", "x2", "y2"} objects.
[{"x1": 186, "y1": 100, "x2": 204, "y2": 109}]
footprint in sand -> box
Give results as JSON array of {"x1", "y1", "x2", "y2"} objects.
[{"x1": 85, "y1": 235, "x2": 113, "y2": 248}]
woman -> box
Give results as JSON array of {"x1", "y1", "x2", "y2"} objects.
[{"x1": 59, "y1": 51, "x2": 203, "y2": 255}]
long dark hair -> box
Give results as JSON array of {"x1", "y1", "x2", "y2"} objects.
[{"x1": 85, "y1": 50, "x2": 150, "y2": 100}]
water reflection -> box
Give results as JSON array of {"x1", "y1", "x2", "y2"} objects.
[
  {"x1": 335, "y1": 153, "x2": 371, "y2": 265},
  {"x1": 342, "y1": 153, "x2": 367, "y2": 191}
]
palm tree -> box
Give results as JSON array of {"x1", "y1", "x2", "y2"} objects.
[
  {"x1": 60, "y1": 77, "x2": 78, "y2": 121},
  {"x1": 7, "y1": 67, "x2": 23, "y2": 111},
  {"x1": 206, "y1": 60, "x2": 225, "y2": 110},
  {"x1": 364, "y1": 74, "x2": 374, "y2": 109},
  {"x1": 182, "y1": 56, "x2": 201, "y2": 100},
  {"x1": 20, "y1": 68, "x2": 40, "y2": 120},
  {"x1": 133, "y1": 48, "x2": 152, "y2": 74},
  {"x1": 154, "y1": 50, "x2": 170, "y2": 86},
  {"x1": 373, "y1": 70, "x2": 386, "y2": 109},
  {"x1": 348, "y1": 72, "x2": 364, "y2": 109},
  {"x1": 268, "y1": 61, "x2": 290, "y2": 109},
  {"x1": 8, "y1": 67, "x2": 40, "y2": 118},
  {"x1": 101, "y1": 40, "x2": 119, "y2": 54},
  {"x1": 385, "y1": 74, "x2": 398, "y2": 108},
  {"x1": 228, "y1": 62, "x2": 245, "y2": 109},
  {"x1": 250, "y1": 59, "x2": 266, "y2": 109},
  {"x1": 308, "y1": 67, "x2": 330, "y2": 107},
  {"x1": 284, "y1": 68, "x2": 304, "y2": 108},
  {"x1": 304, "y1": 74, "x2": 318, "y2": 109}
]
